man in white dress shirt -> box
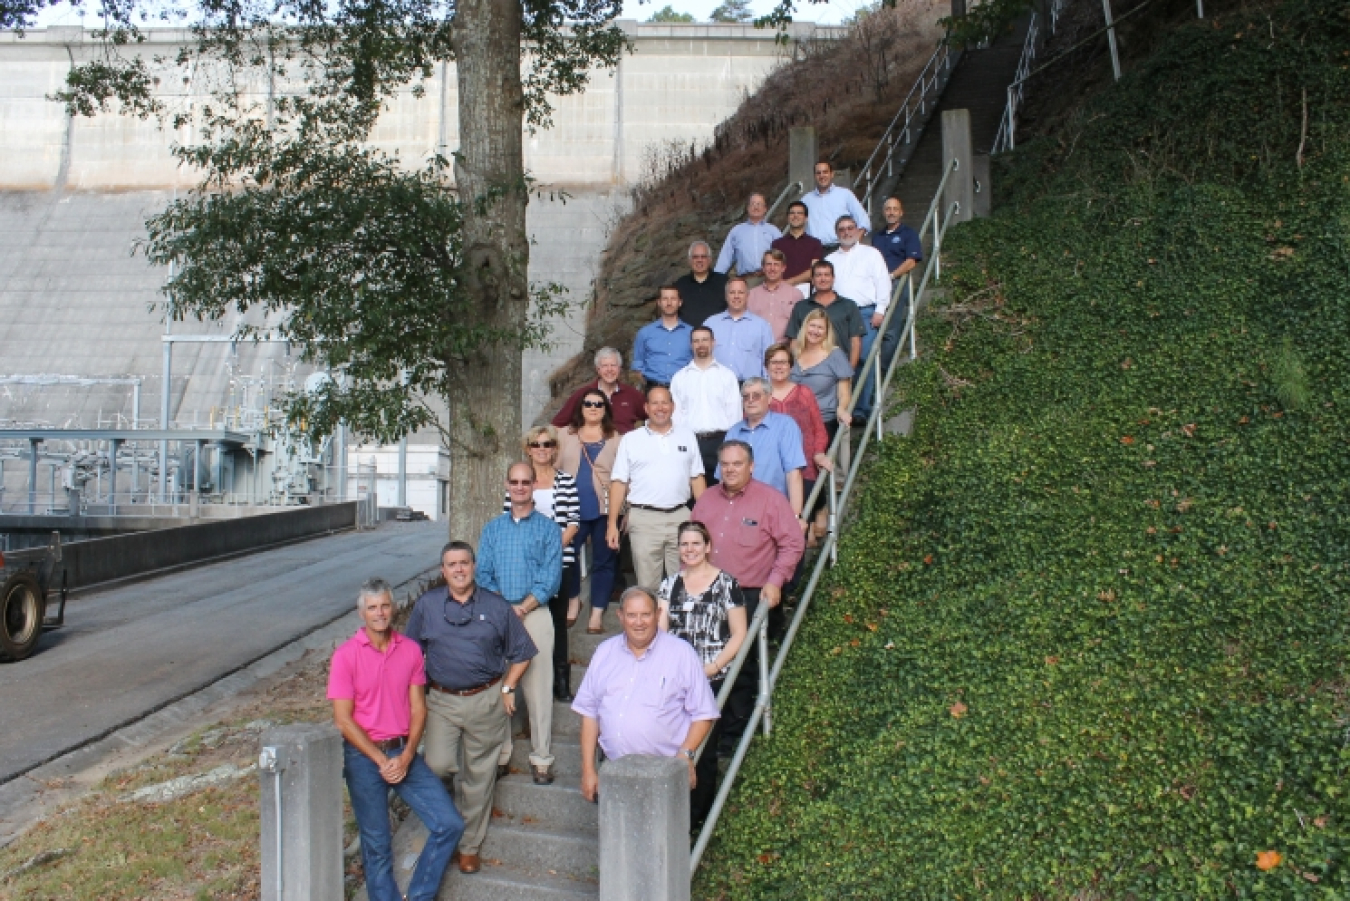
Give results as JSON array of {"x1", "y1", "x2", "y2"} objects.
[
  {"x1": 826, "y1": 215, "x2": 893, "y2": 420},
  {"x1": 606, "y1": 385, "x2": 707, "y2": 591},
  {"x1": 670, "y1": 325, "x2": 742, "y2": 486}
]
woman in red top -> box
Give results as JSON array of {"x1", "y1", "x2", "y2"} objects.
[{"x1": 764, "y1": 342, "x2": 832, "y2": 546}]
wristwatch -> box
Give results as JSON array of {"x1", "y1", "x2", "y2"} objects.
[
  {"x1": 502, "y1": 684, "x2": 516, "y2": 694},
  {"x1": 681, "y1": 748, "x2": 696, "y2": 762}
]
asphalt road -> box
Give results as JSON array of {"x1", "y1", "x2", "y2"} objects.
[{"x1": 0, "y1": 521, "x2": 446, "y2": 785}]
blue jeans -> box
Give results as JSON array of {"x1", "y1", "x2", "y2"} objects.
[
  {"x1": 569, "y1": 516, "x2": 618, "y2": 610},
  {"x1": 853, "y1": 283, "x2": 912, "y2": 418},
  {"x1": 343, "y1": 741, "x2": 464, "y2": 901}
]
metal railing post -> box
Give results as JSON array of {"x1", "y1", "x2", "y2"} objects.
[
  {"x1": 827, "y1": 467, "x2": 838, "y2": 567},
  {"x1": 758, "y1": 624, "x2": 771, "y2": 736},
  {"x1": 874, "y1": 348, "x2": 885, "y2": 443},
  {"x1": 1102, "y1": 0, "x2": 1122, "y2": 80},
  {"x1": 908, "y1": 272, "x2": 917, "y2": 360}
]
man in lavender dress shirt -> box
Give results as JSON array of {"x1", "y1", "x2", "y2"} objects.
[{"x1": 573, "y1": 587, "x2": 719, "y2": 803}]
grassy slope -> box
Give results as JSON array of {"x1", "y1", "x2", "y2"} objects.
[{"x1": 697, "y1": 0, "x2": 1350, "y2": 897}]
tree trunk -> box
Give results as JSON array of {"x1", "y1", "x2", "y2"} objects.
[{"x1": 447, "y1": 0, "x2": 529, "y2": 542}]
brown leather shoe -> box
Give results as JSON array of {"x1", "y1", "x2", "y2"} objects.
[{"x1": 457, "y1": 852, "x2": 481, "y2": 874}]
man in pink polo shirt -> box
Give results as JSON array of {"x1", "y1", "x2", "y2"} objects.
[{"x1": 330, "y1": 578, "x2": 464, "y2": 901}]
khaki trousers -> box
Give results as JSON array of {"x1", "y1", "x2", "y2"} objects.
[
  {"x1": 424, "y1": 686, "x2": 509, "y2": 855},
  {"x1": 498, "y1": 605, "x2": 555, "y2": 768},
  {"x1": 626, "y1": 505, "x2": 687, "y2": 592}
]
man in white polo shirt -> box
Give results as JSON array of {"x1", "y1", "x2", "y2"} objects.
[
  {"x1": 606, "y1": 385, "x2": 706, "y2": 591},
  {"x1": 670, "y1": 325, "x2": 742, "y2": 485}
]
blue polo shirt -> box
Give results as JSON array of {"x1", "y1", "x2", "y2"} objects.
[
  {"x1": 718, "y1": 412, "x2": 807, "y2": 496},
  {"x1": 874, "y1": 223, "x2": 924, "y2": 274},
  {"x1": 633, "y1": 319, "x2": 694, "y2": 385},
  {"x1": 405, "y1": 585, "x2": 538, "y2": 690}
]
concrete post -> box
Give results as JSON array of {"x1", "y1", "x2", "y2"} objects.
[
  {"x1": 940, "y1": 109, "x2": 975, "y2": 225},
  {"x1": 788, "y1": 127, "x2": 816, "y2": 198},
  {"x1": 599, "y1": 755, "x2": 690, "y2": 901},
  {"x1": 971, "y1": 153, "x2": 991, "y2": 218},
  {"x1": 259, "y1": 724, "x2": 343, "y2": 901}
]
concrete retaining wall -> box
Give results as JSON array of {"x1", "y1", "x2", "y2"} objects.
[{"x1": 51, "y1": 502, "x2": 357, "y2": 590}]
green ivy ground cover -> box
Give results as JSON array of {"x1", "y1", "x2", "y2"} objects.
[{"x1": 696, "y1": 0, "x2": 1350, "y2": 897}]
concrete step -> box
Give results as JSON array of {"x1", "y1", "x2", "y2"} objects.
[
  {"x1": 494, "y1": 774, "x2": 599, "y2": 832},
  {"x1": 509, "y1": 737, "x2": 584, "y2": 777},
  {"x1": 480, "y1": 820, "x2": 598, "y2": 881},
  {"x1": 436, "y1": 863, "x2": 598, "y2": 900}
]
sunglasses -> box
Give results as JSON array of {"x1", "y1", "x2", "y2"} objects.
[
  {"x1": 443, "y1": 597, "x2": 477, "y2": 627},
  {"x1": 528, "y1": 441, "x2": 556, "y2": 449},
  {"x1": 508, "y1": 479, "x2": 534, "y2": 486},
  {"x1": 582, "y1": 400, "x2": 606, "y2": 409}
]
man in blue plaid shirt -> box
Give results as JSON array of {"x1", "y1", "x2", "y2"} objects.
[{"x1": 478, "y1": 462, "x2": 564, "y2": 784}]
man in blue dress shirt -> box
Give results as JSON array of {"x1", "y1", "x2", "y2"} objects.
[
  {"x1": 632, "y1": 286, "x2": 694, "y2": 387},
  {"x1": 714, "y1": 193, "x2": 782, "y2": 279},
  {"x1": 478, "y1": 462, "x2": 564, "y2": 785},
  {"x1": 799, "y1": 160, "x2": 870, "y2": 248},
  {"x1": 719, "y1": 377, "x2": 806, "y2": 522},
  {"x1": 704, "y1": 277, "x2": 774, "y2": 381}
]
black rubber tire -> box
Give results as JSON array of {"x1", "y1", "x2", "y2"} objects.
[{"x1": 0, "y1": 572, "x2": 45, "y2": 662}]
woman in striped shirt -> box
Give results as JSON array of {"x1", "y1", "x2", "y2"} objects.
[{"x1": 506, "y1": 425, "x2": 581, "y2": 701}]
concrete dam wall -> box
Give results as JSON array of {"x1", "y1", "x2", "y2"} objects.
[{"x1": 0, "y1": 23, "x2": 841, "y2": 428}]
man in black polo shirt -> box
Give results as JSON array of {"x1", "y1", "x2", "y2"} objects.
[
  {"x1": 405, "y1": 541, "x2": 537, "y2": 875},
  {"x1": 784, "y1": 260, "x2": 865, "y2": 368},
  {"x1": 675, "y1": 240, "x2": 728, "y2": 327}
]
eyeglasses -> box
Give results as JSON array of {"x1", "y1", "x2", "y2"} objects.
[
  {"x1": 443, "y1": 597, "x2": 477, "y2": 627},
  {"x1": 768, "y1": 358, "x2": 791, "y2": 366},
  {"x1": 528, "y1": 441, "x2": 556, "y2": 449},
  {"x1": 508, "y1": 479, "x2": 534, "y2": 486},
  {"x1": 742, "y1": 392, "x2": 766, "y2": 400}
]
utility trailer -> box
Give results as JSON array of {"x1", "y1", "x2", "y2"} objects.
[{"x1": 0, "y1": 532, "x2": 67, "y2": 661}]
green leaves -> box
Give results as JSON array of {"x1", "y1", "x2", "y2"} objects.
[{"x1": 695, "y1": 0, "x2": 1350, "y2": 896}]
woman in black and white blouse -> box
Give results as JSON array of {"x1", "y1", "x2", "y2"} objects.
[
  {"x1": 657, "y1": 520, "x2": 748, "y2": 827},
  {"x1": 506, "y1": 425, "x2": 580, "y2": 701}
]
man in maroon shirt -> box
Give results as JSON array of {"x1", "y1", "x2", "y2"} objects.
[
  {"x1": 552, "y1": 347, "x2": 647, "y2": 434},
  {"x1": 770, "y1": 201, "x2": 825, "y2": 287},
  {"x1": 690, "y1": 439, "x2": 804, "y2": 748}
]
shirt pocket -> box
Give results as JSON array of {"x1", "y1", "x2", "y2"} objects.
[{"x1": 735, "y1": 523, "x2": 761, "y2": 547}]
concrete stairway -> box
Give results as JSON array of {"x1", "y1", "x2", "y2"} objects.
[
  {"x1": 382, "y1": 607, "x2": 621, "y2": 899},
  {"x1": 869, "y1": 19, "x2": 1033, "y2": 233}
]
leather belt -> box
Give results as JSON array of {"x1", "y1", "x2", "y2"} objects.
[
  {"x1": 630, "y1": 503, "x2": 685, "y2": 513},
  {"x1": 373, "y1": 736, "x2": 408, "y2": 753},
  {"x1": 428, "y1": 676, "x2": 502, "y2": 697}
]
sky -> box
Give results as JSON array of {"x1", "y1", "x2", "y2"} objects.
[{"x1": 33, "y1": 0, "x2": 865, "y2": 28}]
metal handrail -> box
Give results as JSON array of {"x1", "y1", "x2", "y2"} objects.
[
  {"x1": 852, "y1": 41, "x2": 959, "y2": 216},
  {"x1": 766, "y1": 179, "x2": 803, "y2": 223},
  {"x1": 992, "y1": 0, "x2": 1067, "y2": 153},
  {"x1": 690, "y1": 158, "x2": 963, "y2": 872}
]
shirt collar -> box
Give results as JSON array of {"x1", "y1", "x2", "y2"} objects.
[
  {"x1": 622, "y1": 630, "x2": 665, "y2": 659},
  {"x1": 813, "y1": 185, "x2": 835, "y2": 197},
  {"x1": 354, "y1": 628, "x2": 403, "y2": 651}
]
